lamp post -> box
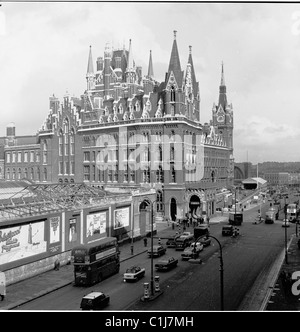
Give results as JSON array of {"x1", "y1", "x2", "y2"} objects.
[
  {"x1": 284, "y1": 195, "x2": 288, "y2": 264},
  {"x1": 196, "y1": 234, "x2": 224, "y2": 311},
  {"x1": 150, "y1": 199, "x2": 156, "y2": 296}
]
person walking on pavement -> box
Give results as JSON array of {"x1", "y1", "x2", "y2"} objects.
[{"x1": 143, "y1": 237, "x2": 148, "y2": 247}]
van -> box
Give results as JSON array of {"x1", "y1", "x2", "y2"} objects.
[
  {"x1": 229, "y1": 212, "x2": 243, "y2": 226},
  {"x1": 175, "y1": 233, "x2": 194, "y2": 250}
]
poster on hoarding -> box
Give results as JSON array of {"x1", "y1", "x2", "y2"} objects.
[
  {"x1": 68, "y1": 218, "x2": 78, "y2": 243},
  {"x1": 50, "y1": 216, "x2": 60, "y2": 244},
  {"x1": 114, "y1": 207, "x2": 130, "y2": 229},
  {"x1": 0, "y1": 221, "x2": 47, "y2": 265},
  {"x1": 86, "y1": 212, "x2": 106, "y2": 238}
]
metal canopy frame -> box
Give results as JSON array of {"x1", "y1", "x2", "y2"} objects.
[{"x1": 0, "y1": 183, "x2": 110, "y2": 221}]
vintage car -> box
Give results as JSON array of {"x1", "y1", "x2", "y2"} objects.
[
  {"x1": 123, "y1": 266, "x2": 145, "y2": 282},
  {"x1": 166, "y1": 234, "x2": 180, "y2": 248},
  {"x1": 155, "y1": 257, "x2": 178, "y2": 271},
  {"x1": 147, "y1": 245, "x2": 167, "y2": 257},
  {"x1": 199, "y1": 236, "x2": 211, "y2": 247},
  {"x1": 181, "y1": 242, "x2": 203, "y2": 261},
  {"x1": 175, "y1": 233, "x2": 194, "y2": 250},
  {"x1": 80, "y1": 291, "x2": 110, "y2": 311},
  {"x1": 222, "y1": 225, "x2": 234, "y2": 236}
]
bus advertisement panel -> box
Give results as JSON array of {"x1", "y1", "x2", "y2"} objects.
[{"x1": 71, "y1": 237, "x2": 120, "y2": 286}]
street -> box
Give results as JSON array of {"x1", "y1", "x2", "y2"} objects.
[{"x1": 14, "y1": 198, "x2": 295, "y2": 311}]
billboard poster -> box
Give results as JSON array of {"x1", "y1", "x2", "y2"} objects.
[
  {"x1": 0, "y1": 221, "x2": 47, "y2": 265},
  {"x1": 68, "y1": 218, "x2": 78, "y2": 243},
  {"x1": 114, "y1": 207, "x2": 130, "y2": 229},
  {"x1": 86, "y1": 212, "x2": 106, "y2": 239},
  {"x1": 50, "y1": 216, "x2": 60, "y2": 244}
]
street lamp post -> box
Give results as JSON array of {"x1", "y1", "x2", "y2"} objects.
[
  {"x1": 284, "y1": 195, "x2": 288, "y2": 264},
  {"x1": 150, "y1": 201, "x2": 154, "y2": 296},
  {"x1": 197, "y1": 234, "x2": 224, "y2": 311}
]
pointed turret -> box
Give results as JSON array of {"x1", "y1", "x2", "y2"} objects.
[
  {"x1": 218, "y1": 61, "x2": 227, "y2": 110},
  {"x1": 86, "y1": 45, "x2": 94, "y2": 77},
  {"x1": 187, "y1": 46, "x2": 198, "y2": 98},
  {"x1": 166, "y1": 30, "x2": 183, "y2": 87},
  {"x1": 86, "y1": 45, "x2": 95, "y2": 90},
  {"x1": 147, "y1": 50, "x2": 154, "y2": 79},
  {"x1": 126, "y1": 39, "x2": 135, "y2": 73}
]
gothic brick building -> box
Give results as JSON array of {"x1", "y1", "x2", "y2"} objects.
[{"x1": 2, "y1": 31, "x2": 234, "y2": 222}]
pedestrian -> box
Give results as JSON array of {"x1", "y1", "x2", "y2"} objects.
[
  {"x1": 54, "y1": 258, "x2": 60, "y2": 271},
  {"x1": 143, "y1": 237, "x2": 148, "y2": 247}
]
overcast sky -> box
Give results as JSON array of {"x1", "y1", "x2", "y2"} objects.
[{"x1": 0, "y1": 1, "x2": 300, "y2": 164}]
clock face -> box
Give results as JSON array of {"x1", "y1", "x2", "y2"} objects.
[{"x1": 217, "y1": 115, "x2": 225, "y2": 123}]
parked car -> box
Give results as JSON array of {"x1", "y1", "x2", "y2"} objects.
[
  {"x1": 222, "y1": 225, "x2": 234, "y2": 236},
  {"x1": 155, "y1": 257, "x2": 178, "y2": 271},
  {"x1": 181, "y1": 242, "x2": 203, "y2": 260},
  {"x1": 147, "y1": 245, "x2": 167, "y2": 257},
  {"x1": 80, "y1": 291, "x2": 110, "y2": 311},
  {"x1": 199, "y1": 236, "x2": 211, "y2": 247},
  {"x1": 166, "y1": 234, "x2": 180, "y2": 248},
  {"x1": 123, "y1": 266, "x2": 145, "y2": 282}
]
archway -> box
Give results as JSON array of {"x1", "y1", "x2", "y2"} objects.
[
  {"x1": 170, "y1": 198, "x2": 177, "y2": 221},
  {"x1": 139, "y1": 200, "x2": 151, "y2": 234},
  {"x1": 189, "y1": 195, "x2": 201, "y2": 217}
]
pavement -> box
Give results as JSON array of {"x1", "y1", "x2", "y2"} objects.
[{"x1": 0, "y1": 212, "x2": 300, "y2": 311}]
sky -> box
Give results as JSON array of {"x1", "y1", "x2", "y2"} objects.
[{"x1": 0, "y1": 1, "x2": 300, "y2": 164}]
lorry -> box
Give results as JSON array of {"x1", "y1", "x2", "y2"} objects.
[
  {"x1": 265, "y1": 207, "x2": 279, "y2": 224},
  {"x1": 229, "y1": 212, "x2": 243, "y2": 226}
]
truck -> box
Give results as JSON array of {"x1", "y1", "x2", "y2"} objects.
[
  {"x1": 265, "y1": 207, "x2": 279, "y2": 224},
  {"x1": 229, "y1": 212, "x2": 243, "y2": 226},
  {"x1": 193, "y1": 225, "x2": 209, "y2": 240}
]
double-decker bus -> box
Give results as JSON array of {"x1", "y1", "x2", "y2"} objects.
[
  {"x1": 71, "y1": 237, "x2": 120, "y2": 286},
  {"x1": 287, "y1": 203, "x2": 297, "y2": 222}
]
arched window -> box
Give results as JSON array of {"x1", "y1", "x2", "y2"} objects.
[
  {"x1": 42, "y1": 140, "x2": 47, "y2": 164},
  {"x1": 156, "y1": 190, "x2": 163, "y2": 212},
  {"x1": 171, "y1": 166, "x2": 176, "y2": 183},
  {"x1": 18, "y1": 168, "x2": 21, "y2": 180},
  {"x1": 43, "y1": 168, "x2": 47, "y2": 181},
  {"x1": 170, "y1": 86, "x2": 175, "y2": 102},
  {"x1": 6, "y1": 168, "x2": 10, "y2": 180},
  {"x1": 59, "y1": 130, "x2": 63, "y2": 156},
  {"x1": 37, "y1": 168, "x2": 40, "y2": 181},
  {"x1": 30, "y1": 167, "x2": 34, "y2": 180}
]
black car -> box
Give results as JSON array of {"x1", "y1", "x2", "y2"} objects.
[
  {"x1": 147, "y1": 245, "x2": 167, "y2": 257},
  {"x1": 222, "y1": 225, "x2": 234, "y2": 236},
  {"x1": 80, "y1": 291, "x2": 110, "y2": 310},
  {"x1": 166, "y1": 234, "x2": 180, "y2": 248},
  {"x1": 155, "y1": 257, "x2": 178, "y2": 271}
]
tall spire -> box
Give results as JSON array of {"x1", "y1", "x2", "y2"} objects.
[
  {"x1": 221, "y1": 61, "x2": 225, "y2": 86},
  {"x1": 167, "y1": 30, "x2": 182, "y2": 76},
  {"x1": 218, "y1": 61, "x2": 227, "y2": 109},
  {"x1": 126, "y1": 39, "x2": 135, "y2": 72},
  {"x1": 187, "y1": 45, "x2": 198, "y2": 98},
  {"x1": 147, "y1": 50, "x2": 154, "y2": 79},
  {"x1": 86, "y1": 45, "x2": 94, "y2": 76}
]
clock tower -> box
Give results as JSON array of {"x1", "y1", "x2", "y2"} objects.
[{"x1": 212, "y1": 62, "x2": 233, "y2": 151}]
